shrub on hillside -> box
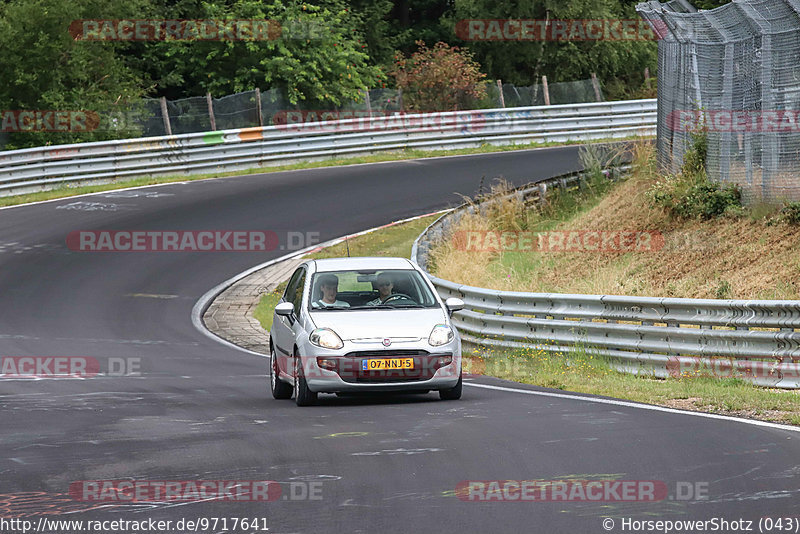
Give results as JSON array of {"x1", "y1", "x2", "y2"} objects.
[{"x1": 646, "y1": 131, "x2": 741, "y2": 219}]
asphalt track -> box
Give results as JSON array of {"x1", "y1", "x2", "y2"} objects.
[{"x1": 1, "y1": 146, "x2": 798, "y2": 534}]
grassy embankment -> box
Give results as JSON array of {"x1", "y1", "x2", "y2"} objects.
[
  {"x1": 252, "y1": 141, "x2": 799, "y2": 425},
  {"x1": 428, "y1": 139, "x2": 799, "y2": 425}
]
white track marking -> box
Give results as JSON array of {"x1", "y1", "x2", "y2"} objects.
[{"x1": 465, "y1": 382, "x2": 800, "y2": 434}]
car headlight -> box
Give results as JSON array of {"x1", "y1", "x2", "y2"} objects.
[
  {"x1": 428, "y1": 324, "x2": 454, "y2": 347},
  {"x1": 309, "y1": 328, "x2": 344, "y2": 350}
]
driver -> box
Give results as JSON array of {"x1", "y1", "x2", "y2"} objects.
[{"x1": 366, "y1": 274, "x2": 394, "y2": 306}]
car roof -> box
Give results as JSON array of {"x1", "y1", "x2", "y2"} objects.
[{"x1": 310, "y1": 257, "x2": 416, "y2": 272}]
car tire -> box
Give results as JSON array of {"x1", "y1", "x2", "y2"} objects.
[
  {"x1": 270, "y1": 345, "x2": 292, "y2": 400},
  {"x1": 294, "y1": 350, "x2": 317, "y2": 407},
  {"x1": 439, "y1": 374, "x2": 462, "y2": 400}
]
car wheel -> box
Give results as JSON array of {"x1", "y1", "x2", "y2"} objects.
[
  {"x1": 294, "y1": 350, "x2": 317, "y2": 407},
  {"x1": 439, "y1": 374, "x2": 462, "y2": 400},
  {"x1": 270, "y1": 345, "x2": 292, "y2": 400}
]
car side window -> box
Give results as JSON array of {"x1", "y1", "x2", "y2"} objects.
[
  {"x1": 283, "y1": 268, "x2": 304, "y2": 304},
  {"x1": 291, "y1": 271, "x2": 306, "y2": 312}
]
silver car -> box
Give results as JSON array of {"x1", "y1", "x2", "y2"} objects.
[{"x1": 269, "y1": 257, "x2": 464, "y2": 406}]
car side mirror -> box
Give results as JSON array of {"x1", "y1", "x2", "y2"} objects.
[
  {"x1": 275, "y1": 302, "x2": 295, "y2": 317},
  {"x1": 445, "y1": 297, "x2": 464, "y2": 315}
]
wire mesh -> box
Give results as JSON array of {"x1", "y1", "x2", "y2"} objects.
[
  {"x1": 0, "y1": 79, "x2": 607, "y2": 150},
  {"x1": 637, "y1": 0, "x2": 800, "y2": 203}
]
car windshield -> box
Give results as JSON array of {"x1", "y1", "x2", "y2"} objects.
[{"x1": 308, "y1": 269, "x2": 438, "y2": 311}]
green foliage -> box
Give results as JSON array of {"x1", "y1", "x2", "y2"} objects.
[
  {"x1": 768, "y1": 201, "x2": 800, "y2": 225},
  {"x1": 647, "y1": 131, "x2": 741, "y2": 220},
  {"x1": 0, "y1": 0, "x2": 151, "y2": 148},
  {"x1": 446, "y1": 0, "x2": 657, "y2": 100},
  {"x1": 136, "y1": 0, "x2": 384, "y2": 106},
  {"x1": 692, "y1": 0, "x2": 732, "y2": 9},
  {"x1": 715, "y1": 280, "x2": 732, "y2": 299},
  {"x1": 391, "y1": 41, "x2": 487, "y2": 111}
]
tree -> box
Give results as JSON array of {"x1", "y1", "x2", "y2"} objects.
[
  {"x1": 132, "y1": 0, "x2": 385, "y2": 108},
  {"x1": 0, "y1": 0, "x2": 150, "y2": 148},
  {"x1": 391, "y1": 41, "x2": 487, "y2": 111},
  {"x1": 446, "y1": 0, "x2": 658, "y2": 100}
]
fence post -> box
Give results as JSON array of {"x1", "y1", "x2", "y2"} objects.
[
  {"x1": 159, "y1": 97, "x2": 172, "y2": 136},
  {"x1": 206, "y1": 92, "x2": 217, "y2": 131},
  {"x1": 363, "y1": 88, "x2": 372, "y2": 113},
  {"x1": 255, "y1": 88, "x2": 263, "y2": 127},
  {"x1": 398, "y1": 88, "x2": 404, "y2": 111},
  {"x1": 542, "y1": 76, "x2": 551, "y2": 106},
  {"x1": 496, "y1": 79, "x2": 505, "y2": 108},
  {"x1": 591, "y1": 73, "x2": 602, "y2": 101},
  {"x1": 644, "y1": 67, "x2": 651, "y2": 89}
]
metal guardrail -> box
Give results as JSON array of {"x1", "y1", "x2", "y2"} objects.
[
  {"x1": 411, "y1": 168, "x2": 800, "y2": 388},
  {"x1": 0, "y1": 99, "x2": 656, "y2": 197}
]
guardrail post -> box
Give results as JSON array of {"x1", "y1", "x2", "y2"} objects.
[
  {"x1": 363, "y1": 89, "x2": 372, "y2": 113},
  {"x1": 206, "y1": 92, "x2": 217, "y2": 131},
  {"x1": 159, "y1": 97, "x2": 172, "y2": 136}
]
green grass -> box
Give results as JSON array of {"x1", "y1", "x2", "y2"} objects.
[
  {"x1": 252, "y1": 213, "x2": 441, "y2": 331},
  {"x1": 0, "y1": 137, "x2": 646, "y2": 208},
  {"x1": 464, "y1": 345, "x2": 800, "y2": 426},
  {"x1": 307, "y1": 214, "x2": 440, "y2": 260},
  {"x1": 253, "y1": 281, "x2": 289, "y2": 332}
]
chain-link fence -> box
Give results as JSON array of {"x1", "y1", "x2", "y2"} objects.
[
  {"x1": 0, "y1": 78, "x2": 604, "y2": 149},
  {"x1": 638, "y1": 0, "x2": 800, "y2": 203},
  {"x1": 484, "y1": 79, "x2": 603, "y2": 108}
]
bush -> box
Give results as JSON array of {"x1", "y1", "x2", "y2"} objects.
[
  {"x1": 773, "y1": 202, "x2": 800, "y2": 225},
  {"x1": 646, "y1": 130, "x2": 741, "y2": 219}
]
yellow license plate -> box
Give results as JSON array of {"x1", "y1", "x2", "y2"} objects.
[{"x1": 362, "y1": 358, "x2": 414, "y2": 371}]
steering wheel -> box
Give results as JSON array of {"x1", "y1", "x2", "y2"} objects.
[{"x1": 381, "y1": 293, "x2": 416, "y2": 304}]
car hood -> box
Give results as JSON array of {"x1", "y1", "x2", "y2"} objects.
[{"x1": 309, "y1": 308, "x2": 448, "y2": 341}]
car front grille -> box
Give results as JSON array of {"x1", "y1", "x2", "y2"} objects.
[{"x1": 329, "y1": 351, "x2": 452, "y2": 383}]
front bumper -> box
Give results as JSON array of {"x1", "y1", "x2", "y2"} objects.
[{"x1": 296, "y1": 338, "x2": 462, "y2": 393}]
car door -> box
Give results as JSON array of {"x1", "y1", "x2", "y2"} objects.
[{"x1": 272, "y1": 266, "x2": 306, "y2": 374}]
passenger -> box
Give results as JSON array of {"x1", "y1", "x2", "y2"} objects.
[{"x1": 313, "y1": 274, "x2": 350, "y2": 308}]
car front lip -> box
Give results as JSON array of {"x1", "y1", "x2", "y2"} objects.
[{"x1": 297, "y1": 339, "x2": 461, "y2": 393}]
